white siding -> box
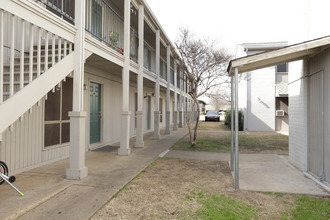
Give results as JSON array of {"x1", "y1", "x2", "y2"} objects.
[
  {"x1": 308, "y1": 48, "x2": 330, "y2": 183},
  {"x1": 288, "y1": 60, "x2": 308, "y2": 171},
  {"x1": 0, "y1": 100, "x2": 70, "y2": 175}
]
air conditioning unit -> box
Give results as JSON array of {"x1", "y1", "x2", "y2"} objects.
[{"x1": 275, "y1": 110, "x2": 285, "y2": 116}]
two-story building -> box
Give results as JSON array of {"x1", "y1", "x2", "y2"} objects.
[
  {"x1": 0, "y1": 0, "x2": 193, "y2": 179},
  {"x1": 237, "y1": 42, "x2": 289, "y2": 132}
]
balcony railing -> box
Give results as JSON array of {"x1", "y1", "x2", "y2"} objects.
[
  {"x1": 34, "y1": 0, "x2": 75, "y2": 24},
  {"x1": 85, "y1": 0, "x2": 124, "y2": 53}
]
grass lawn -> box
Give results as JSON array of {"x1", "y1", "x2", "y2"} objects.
[
  {"x1": 172, "y1": 131, "x2": 289, "y2": 154},
  {"x1": 92, "y1": 158, "x2": 330, "y2": 220},
  {"x1": 91, "y1": 122, "x2": 328, "y2": 219}
]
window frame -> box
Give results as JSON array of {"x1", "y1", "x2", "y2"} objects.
[{"x1": 43, "y1": 78, "x2": 73, "y2": 149}]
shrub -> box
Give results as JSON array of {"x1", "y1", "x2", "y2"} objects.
[{"x1": 225, "y1": 110, "x2": 244, "y2": 131}]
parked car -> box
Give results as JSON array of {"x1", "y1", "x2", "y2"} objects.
[
  {"x1": 205, "y1": 111, "x2": 220, "y2": 122},
  {"x1": 218, "y1": 110, "x2": 226, "y2": 115}
]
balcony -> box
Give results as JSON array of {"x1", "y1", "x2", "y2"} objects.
[
  {"x1": 85, "y1": 0, "x2": 125, "y2": 54},
  {"x1": 34, "y1": 0, "x2": 75, "y2": 24}
]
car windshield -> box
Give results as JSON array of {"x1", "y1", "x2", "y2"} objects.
[{"x1": 206, "y1": 111, "x2": 218, "y2": 115}]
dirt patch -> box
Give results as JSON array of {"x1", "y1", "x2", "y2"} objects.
[
  {"x1": 197, "y1": 121, "x2": 229, "y2": 131},
  {"x1": 92, "y1": 158, "x2": 297, "y2": 220}
]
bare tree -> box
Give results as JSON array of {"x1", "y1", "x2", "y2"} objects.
[
  {"x1": 206, "y1": 86, "x2": 231, "y2": 110},
  {"x1": 175, "y1": 28, "x2": 232, "y2": 146}
]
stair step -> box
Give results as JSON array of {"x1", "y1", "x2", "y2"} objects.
[
  {"x1": 3, "y1": 81, "x2": 30, "y2": 85},
  {"x1": 33, "y1": 43, "x2": 73, "y2": 50},
  {"x1": 13, "y1": 55, "x2": 53, "y2": 64},
  {"x1": 3, "y1": 63, "x2": 54, "y2": 72},
  {"x1": 33, "y1": 48, "x2": 72, "y2": 56},
  {"x1": 3, "y1": 70, "x2": 38, "y2": 75}
]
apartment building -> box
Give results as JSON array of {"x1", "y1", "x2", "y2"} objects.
[
  {"x1": 237, "y1": 42, "x2": 289, "y2": 132},
  {"x1": 228, "y1": 36, "x2": 330, "y2": 189},
  {"x1": 0, "y1": 0, "x2": 192, "y2": 179}
]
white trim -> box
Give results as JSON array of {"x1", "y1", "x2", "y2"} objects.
[
  {"x1": 88, "y1": 80, "x2": 103, "y2": 147},
  {"x1": 229, "y1": 36, "x2": 330, "y2": 75},
  {"x1": 85, "y1": 35, "x2": 124, "y2": 67}
]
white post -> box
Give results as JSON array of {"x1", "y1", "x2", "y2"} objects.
[
  {"x1": 153, "y1": 30, "x2": 161, "y2": 139},
  {"x1": 234, "y1": 67, "x2": 239, "y2": 190},
  {"x1": 230, "y1": 75, "x2": 234, "y2": 172},
  {"x1": 45, "y1": 31, "x2": 49, "y2": 72},
  {"x1": 66, "y1": 0, "x2": 88, "y2": 180},
  {"x1": 10, "y1": 14, "x2": 15, "y2": 97},
  {"x1": 119, "y1": 0, "x2": 131, "y2": 155},
  {"x1": 29, "y1": 23, "x2": 34, "y2": 83},
  {"x1": 37, "y1": 28, "x2": 42, "y2": 77},
  {"x1": 135, "y1": 4, "x2": 144, "y2": 148},
  {"x1": 0, "y1": 10, "x2": 3, "y2": 104},
  {"x1": 173, "y1": 61, "x2": 178, "y2": 130},
  {"x1": 178, "y1": 69, "x2": 183, "y2": 127},
  {"x1": 20, "y1": 20, "x2": 25, "y2": 90},
  {"x1": 183, "y1": 75, "x2": 186, "y2": 125},
  {"x1": 165, "y1": 46, "x2": 171, "y2": 134}
]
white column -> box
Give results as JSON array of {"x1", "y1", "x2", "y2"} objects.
[
  {"x1": 66, "y1": 0, "x2": 88, "y2": 180},
  {"x1": 165, "y1": 46, "x2": 171, "y2": 134},
  {"x1": 119, "y1": 0, "x2": 131, "y2": 155},
  {"x1": 135, "y1": 4, "x2": 144, "y2": 148},
  {"x1": 234, "y1": 67, "x2": 239, "y2": 190},
  {"x1": 153, "y1": 30, "x2": 161, "y2": 139},
  {"x1": 178, "y1": 69, "x2": 183, "y2": 127},
  {"x1": 183, "y1": 75, "x2": 186, "y2": 125},
  {"x1": 173, "y1": 61, "x2": 178, "y2": 130},
  {"x1": 0, "y1": 10, "x2": 3, "y2": 104},
  {"x1": 230, "y1": 75, "x2": 234, "y2": 172}
]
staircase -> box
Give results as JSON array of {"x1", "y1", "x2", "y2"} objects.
[
  {"x1": 2, "y1": 43, "x2": 73, "y2": 102},
  {"x1": 0, "y1": 8, "x2": 78, "y2": 136}
]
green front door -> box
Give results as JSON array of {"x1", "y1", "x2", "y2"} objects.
[{"x1": 90, "y1": 82, "x2": 101, "y2": 144}]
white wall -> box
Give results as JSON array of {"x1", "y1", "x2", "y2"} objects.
[
  {"x1": 288, "y1": 60, "x2": 308, "y2": 171},
  {"x1": 245, "y1": 67, "x2": 276, "y2": 131}
]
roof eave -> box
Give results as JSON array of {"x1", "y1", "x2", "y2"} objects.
[{"x1": 227, "y1": 35, "x2": 330, "y2": 76}]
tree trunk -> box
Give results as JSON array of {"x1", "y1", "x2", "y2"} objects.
[
  {"x1": 192, "y1": 97, "x2": 200, "y2": 146},
  {"x1": 186, "y1": 109, "x2": 193, "y2": 146}
]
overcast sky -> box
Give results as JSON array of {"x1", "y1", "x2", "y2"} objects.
[{"x1": 146, "y1": 0, "x2": 330, "y2": 55}]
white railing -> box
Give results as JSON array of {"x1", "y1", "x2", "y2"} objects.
[
  {"x1": 85, "y1": 0, "x2": 124, "y2": 52},
  {"x1": 0, "y1": 9, "x2": 74, "y2": 103},
  {"x1": 33, "y1": 0, "x2": 75, "y2": 24}
]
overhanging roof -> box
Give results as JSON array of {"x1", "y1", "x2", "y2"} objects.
[{"x1": 227, "y1": 36, "x2": 330, "y2": 75}]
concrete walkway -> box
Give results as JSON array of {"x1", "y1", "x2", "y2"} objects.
[
  {"x1": 0, "y1": 128, "x2": 188, "y2": 220},
  {"x1": 165, "y1": 150, "x2": 330, "y2": 196}
]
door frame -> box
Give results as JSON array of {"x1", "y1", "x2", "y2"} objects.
[{"x1": 88, "y1": 80, "x2": 103, "y2": 148}]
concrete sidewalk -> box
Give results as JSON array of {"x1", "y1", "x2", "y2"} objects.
[
  {"x1": 165, "y1": 150, "x2": 330, "y2": 196},
  {"x1": 0, "y1": 128, "x2": 188, "y2": 220}
]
